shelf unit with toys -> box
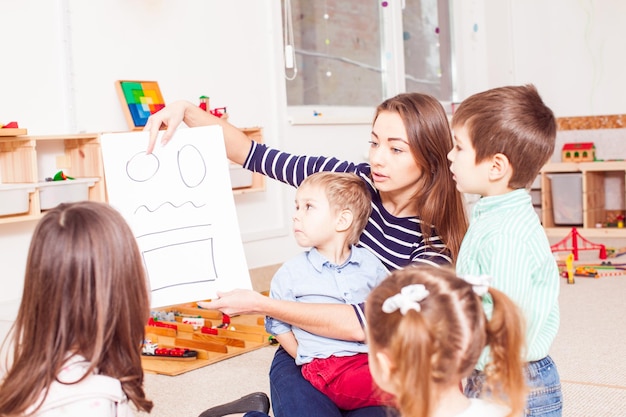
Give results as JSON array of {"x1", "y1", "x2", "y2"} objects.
[
  {"x1": 540, "y1": 160, "x2": 626, "y2": 238},
  {"x1": 0, "y1": 133, "x2": 105, "y2": 225},
  {"x1": 0, "y1": 128, "x2": 266, "y2": 225}
]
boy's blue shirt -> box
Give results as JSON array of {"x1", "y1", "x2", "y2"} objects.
[
  {"x1": 266, "y1": 245, "x2": 389, "y2": 365},
  {"x1": 456, "y1": 188, "x2": 560, "y2": 370}
]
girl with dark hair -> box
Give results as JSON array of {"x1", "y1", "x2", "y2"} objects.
[{"x1": 0, "y1": 201, "x2": 153, "y2": 416}]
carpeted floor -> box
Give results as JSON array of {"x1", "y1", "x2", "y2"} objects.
[
  {"x1": 549, "y1": 273, "x2": 626, "y2": 416},
  {"x1": 2, "y1": 261, "x2": 625, "y2": 417},
  {"x1": 138, "y1": 260, "x2": 626, "y2": 417}
]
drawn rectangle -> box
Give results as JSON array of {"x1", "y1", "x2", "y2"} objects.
[{"x1": 100, "y1": 126, "x2": 252, "y2": 307}]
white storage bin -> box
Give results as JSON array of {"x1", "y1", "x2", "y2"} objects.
[
  {"x1": 229, "y1": 164, "x2": 253, "y2": 189},
  {"x1": 0, "y1": 184, "x2": 36, "y2": 216},
  {"x1": 547, "y1": 173, "x2": 583, "y2": 226},
  {"x1": 38, "y1": 177, "x2": 99, "y2": 210}
]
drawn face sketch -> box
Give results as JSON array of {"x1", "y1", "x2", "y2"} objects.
[{"x1": 101, "y1": 126, "x2": 251, "y2": 307}]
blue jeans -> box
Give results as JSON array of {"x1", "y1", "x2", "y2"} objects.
[
  {"x1": 261, "y1": 346, "x2": 394, "y2": 417},
  {"x1": 465, "y1": 355, "x2": 563, "y2": 417}
]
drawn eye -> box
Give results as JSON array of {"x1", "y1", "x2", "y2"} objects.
[
  {"x1": 178, "y1": 144, "x2": 207, "y2": 188},
  {"x1": 126, "y1": 152, "x2": 159, "y2": 182}
]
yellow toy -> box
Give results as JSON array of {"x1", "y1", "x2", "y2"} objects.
[{"x1": 565, "y1": 253, "x2": 575, "y2": 284}]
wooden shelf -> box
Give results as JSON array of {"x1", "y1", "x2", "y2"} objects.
[
  {"x1": 0, "y1": 128, "x2": 27, "y2": 137},
  {"x1": 0, "y1": 128, "x2": 266, "y2": 224},
  {"x1": 0, "y1": 133, "x2": 104, "y2": 224},
  {"x1": 544, "y1": 227, "x2": 626, "y2": 239},
  {"x1": 541, "y1": 161, "x2": 626, "y2": 237},
  {"x1": 233, "y1": 127, "x2": 265, "y2": 195}
]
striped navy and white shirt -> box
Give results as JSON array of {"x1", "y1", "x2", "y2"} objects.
[
  {"x1": 244, "y1": 141, "x2": 452, "y2": 270},
  {"x1": 243, "y1": 142, "x2": 453, "y2": 325}
]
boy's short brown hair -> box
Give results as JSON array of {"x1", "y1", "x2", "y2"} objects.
[
  {"x1": 300, "y1": 172, "x2": 372, "y2": 245},
  {"x1": 452, "y1": 84, "x2": 556, "y2": 189}
]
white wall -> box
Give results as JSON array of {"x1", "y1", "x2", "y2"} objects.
[
  {"x1": 1, "y1": 0, "x2": 625, "y2": 304},
  {"x1": 0, "y1": 0, "x2": 300, "y2": 303},
  {"x1": 454, "y1": 0, "x2": 626, "y2": 116}
]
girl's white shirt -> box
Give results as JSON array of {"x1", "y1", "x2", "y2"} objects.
[
  {"x1": 455, "y1": 398, "x2": 510, "y2": 417},
  {"x1": 26, "y1": 354, "x2": 131, "y2": 417}
]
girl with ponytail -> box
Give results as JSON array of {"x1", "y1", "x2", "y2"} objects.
[{"x1": 366, "y1": 265, "x2": 526, "y2": 417}]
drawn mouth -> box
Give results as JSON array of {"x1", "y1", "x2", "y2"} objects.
[{"x1": 134, "y1": 200, "x2": 206, "y2": 215}]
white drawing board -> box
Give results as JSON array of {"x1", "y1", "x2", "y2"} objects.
[{"x1": 100, "y1": 126, "x2": 252, "y2": 307}]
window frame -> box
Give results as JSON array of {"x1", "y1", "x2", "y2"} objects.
[{"x1": 285, "y1": 0, "x2": 455, "y2": 126}]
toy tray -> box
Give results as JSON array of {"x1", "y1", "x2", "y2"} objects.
[{"x1": 142, "y1": 303, "x2": 271, "y2": 376}]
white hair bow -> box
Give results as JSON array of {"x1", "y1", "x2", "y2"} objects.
[
  {"x1": 382, "y1": 284, "x2": 430, "y2": 315},
  {"x1": 461, "y1": 274, "x2": 492, "y2": 297}
]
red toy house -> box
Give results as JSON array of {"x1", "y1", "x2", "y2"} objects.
[{"x1": 561, "y1": 142, "x2": 595, "y2": 162}]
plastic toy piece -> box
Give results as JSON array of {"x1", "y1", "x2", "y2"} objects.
[
  {"x1": 199, "y1": 95, "x2": 210, "y2": 111},
  {"x1": 606, "y1": 247, "x2": 626, "y2": 258},
  {"x1": 0, "y1": 121, "x2": 19, "y2": 128},
  {"x1": 217, "y1": 313, "x2": 231, "y2": 329},
  {"x1": 142, "y1": 339, "x2": 158, "y2": 355},
  {"x1": 565, "y1": 253, "x2": 575, "y2": 284},
  {"x1": 198, "y1": 95, "x2": 229, "y2": 119},
  {"x1": 53, "y1": 170, "x2": 75, "y2": 181},
  {"x1": 561, "y1": 142, "x2": 596, "y2": 162},
  {"x1": 201, "y1": 326, "x2": 218, "y2": 335},
  {"x1": 153, "y1": 347, "x2": 197, "y2": 358},
  {"x1": 574, "y1": 266, "x2": 598, "y2": 278},
  {"x1": 141, "y1": 339, "x2": 198, "y2": 360},
  {"x1": 147, "y1": 317, "x2": 177, "y2": 330},
  {"x1": 209, "y1": 106, "x2": 228, "y2": 119},
  {"x1": 182, "y1": 316, "x2": 205, "y2": 329},
  {"x1": 550, "y1": 227, "x2": 607, "y2": 261}
]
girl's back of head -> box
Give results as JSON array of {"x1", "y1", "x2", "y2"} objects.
[
  {"x1": 374, "y1": 93, "x2": 468, "y2": 262},
  {"x1": 0, "y1": 201, "x2": 152, "y2": 415},
  {"x1": 366, "y1": 265, "x2": 526, "y2": 417}
]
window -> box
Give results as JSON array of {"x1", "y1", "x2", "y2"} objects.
[{"x1": 282, "y1": 0, "x2": 453, "y2": 122}]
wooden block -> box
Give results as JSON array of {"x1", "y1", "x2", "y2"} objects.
[
  {"x1": 174, "y1": 337, "x2": 228, "y2": 354},
  {"x1": 172, "y1": 322, "x2": 196, "y2": 333},
  {"x1": 165, "y1": 305, "x2": 223, "y2": 320},
  {"x1": 193, "y1": 349, "x2": 210, "y2": 360},
  {"x1": 144, "y1": 332, "x2": 162, "y2": 342},
  {"x1": 0, "y1": 128, "x2": 27, "y2": 136},
  {"x1": 217, "y1": 328, "x2": 265, "y2": 343},
  {"x1": 224, "y1": 323, "x2": 268, "y2": 335},
  {"x1": 193, "y1": 333, "x2": 246, "y2": 348},
  {"x1": 144, "y1": 325, "x2": 176, "y2": 337}
]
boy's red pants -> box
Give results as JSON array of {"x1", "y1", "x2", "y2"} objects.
[{"x1": 301, "y1": 353, "x2": 396, "y2": 410}]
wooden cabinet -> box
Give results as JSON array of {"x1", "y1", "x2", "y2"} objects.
[
  {"x1": 0, "y1": 128, "x2": 265, "y2": 224},
  {"x1": 234, "y1": 127, "x2": 265, "y2": 195},
  {"x1": 0, "y1": 133, "x2": 105, "y2": 224},
  {"x1": 540, "y1": 161, "x2": 626, "y2": 237}
]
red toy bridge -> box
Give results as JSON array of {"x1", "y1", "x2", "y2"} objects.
[{"x1": 550, "y1": 227, "x2": 607, "y2": 261}]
